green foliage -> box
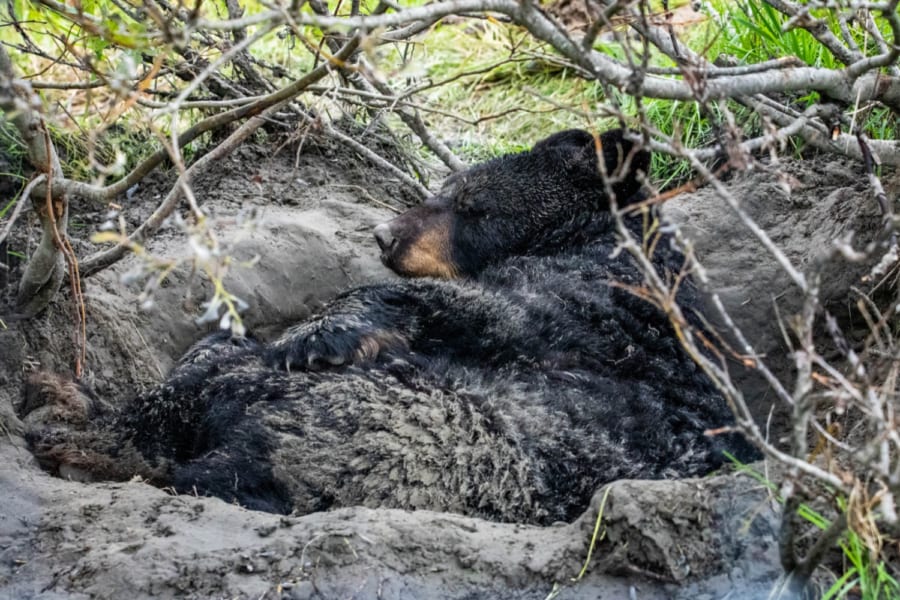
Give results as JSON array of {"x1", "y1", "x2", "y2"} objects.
[
  {"x1": 822, "y1": 529, "x2": 900, "y2": 599},
  {"x1": 1, "y1": 0, "x2": 321, "y2": 185},
  {"x1": 728, "y1": 455, "x2": 900, "y2": 600},
  {"x1": 715, "y1": 0, "x2": 838, "y2": 69},
  {"x1": 821, "y1": 496, "x2": 900, "y2": 600},
  {"x1": 7, "y1": 0, "x2": 900, "y2": 187},
  {"x1": 373, "y1": 20, "x2": 618, "y2": 160},
  {"x1": 373, "y1": 1, "x2": 876, "y2": 183},
  {"x1": 0, "y1": 196, "x2": 17, "y2": 222},
  {"x1": 703, "y1": 0, "x2": 900, "y2": 140}
]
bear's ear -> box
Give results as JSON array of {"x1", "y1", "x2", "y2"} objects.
[
  {"x1": 531, "y1": 129, "x2": 603, "y2": 180},
  {"x1": 533, "y1": 128, "x2": 651, "y2": 204},
  {"x1": 596, "y1": 129, "x2": 651, "y2": 203},
  {"x1": 434, "y1": 172, "x2": 465, "y2": 203},
  {"x1": 531, "y1": 129, "x2": 596, "y2": 155},
  {"x1": 596, "y1": 129, "x2": 647, "y2": 173},
  {"x1": 453, "y1": 174, "x2": 480, "y2": 213},
  {"x1": 436, "y1": 171, "x2": 490, "y2": 214}
]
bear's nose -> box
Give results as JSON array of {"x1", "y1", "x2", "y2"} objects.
[{"x1": 373, "y1": 223, "x2": 396, "y2": 252}]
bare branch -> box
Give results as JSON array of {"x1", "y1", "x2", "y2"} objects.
[
  {"x1": 79, "y1": 37, "x2": 362, "y2": 277},
  {"x1": 0, "y1": 44, "x2": 67, "y2": 317},
  {"x1": 314, "y1": 117, "x2": 430, "y2": 199},
  {"x1": 764, "y1": 0, "x2": 861, "y2": 66}
]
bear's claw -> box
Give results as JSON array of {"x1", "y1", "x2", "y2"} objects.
[{"x1": 266, "y1": 315, "x2": 408, "y2": 371}]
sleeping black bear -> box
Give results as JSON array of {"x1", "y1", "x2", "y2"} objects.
[{"x1": 27, "y1": 128, "x2": 757, "y2": 525}]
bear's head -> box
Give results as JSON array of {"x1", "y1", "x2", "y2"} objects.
[{"x1": 373, "y1": 128, "x2": 651, "y2": 279}]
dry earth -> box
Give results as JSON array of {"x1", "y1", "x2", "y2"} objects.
[
  {"x1": 666, "y1": 157, "x2": 887, "y2": 442},
  {"x1": 0, "y1": 137, "x2": 887, "y2": 599}
]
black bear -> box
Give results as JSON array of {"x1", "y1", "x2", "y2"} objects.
[{"x1": 27, "y1": 128, "x2": 757, "y2": 524}]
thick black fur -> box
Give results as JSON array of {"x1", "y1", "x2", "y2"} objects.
[{"x1": 27, "y1": 128, "x2": 758, "y2": 525}]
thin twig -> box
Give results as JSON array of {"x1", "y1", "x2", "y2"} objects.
[{"x1": 80, "y1": 37, "x2": 363, "y2": 276}]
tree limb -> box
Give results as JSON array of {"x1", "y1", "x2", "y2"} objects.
[
  {"x1": 0, "y1": 45, "x2": 67, "y2": 317},
  {"x1": 78, "y1": 37, "x2": 362, "y2": 277}
]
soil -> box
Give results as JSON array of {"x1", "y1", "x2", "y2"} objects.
[
  {"x1": 665, "y1": 157, "x2": 889, "y2": 444},
  {"x1": 0, "y1": 137, "x2": 887, "y2": 599}
]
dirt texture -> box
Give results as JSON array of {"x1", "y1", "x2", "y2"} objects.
[
  {"x1": 1, "y1": 434, "x2": 780, "y2": 599},
  {"x1": 3, "y1": 140, "x2": 881, "y2": 599},
  {"x1": 664, "y1": 157, "x2": 888, "y2": 441}
]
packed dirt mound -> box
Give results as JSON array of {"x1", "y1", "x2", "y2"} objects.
[
  {"x1": 665, "y1": 157, "x2": 887, "y2": 440},
  {"x1": 4, "y1": 141, "x2": 883, "y2": 598},
  {"x1": 1, "y1": 141, "x2": 399, "y2": 412},
  {"x1": 1, "y1": 438, "x2": 780, "y2": 599}
]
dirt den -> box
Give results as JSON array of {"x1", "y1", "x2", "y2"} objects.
[{"x1": 0, "y1": 137, "x2": 887, "y2": 599}]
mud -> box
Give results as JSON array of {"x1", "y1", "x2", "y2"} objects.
[
  {"x1": 1, "y1": 139, "x2": 885, "y2": 599},
  {"x1": 1, "y1": 438, "x2": 782, "y2": 599},
  {"x1": 665, "y1": 157, "x2": 888, "y2": 442}
]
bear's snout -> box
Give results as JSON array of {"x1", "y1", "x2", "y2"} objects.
[
  {"x1": 373, "y1": 222, "x2": 396, "y2": 253},
  {"x1": 372, "y1": 208, "x2": 458, "y2": 279}
]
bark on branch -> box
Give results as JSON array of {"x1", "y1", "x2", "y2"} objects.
[
  {"x1": 78, "y1": 37, "x2": 362, "y2": 277},
  {"x1": 0, "y1": 45, "x2": 67, "y2": 317}
]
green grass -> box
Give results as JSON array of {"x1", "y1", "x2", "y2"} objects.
[
  {"x1": 720, "y1": 0, "x2": 838, "y2": 69},
  {"x1": 1, "y1": 0, "x2": 315, "y2": 185},
  {"x1": 729, "y1": 455, "x2": 900, "y2": 600},
  {"x1": 824, "y1": 530, "x2": 900, "y2": 600},
  {"x1": 367, "y1": 0, "x2": 900, "y2": 184},
  {"x1": 372, "y1": 20, "x2": 620, "y2": 160},
  {"x1": 0, "y1": 197, "x2": 15, "y2": 222},
  {"x1": 0, "y1": 121, "x2": 27, "y2": 222},
  {"x1": 7, "y1": 0, "x2": 900, "y2": 186},
  {"x1": 703, "y1": 0, "x2": 898, "y2": 139}
]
